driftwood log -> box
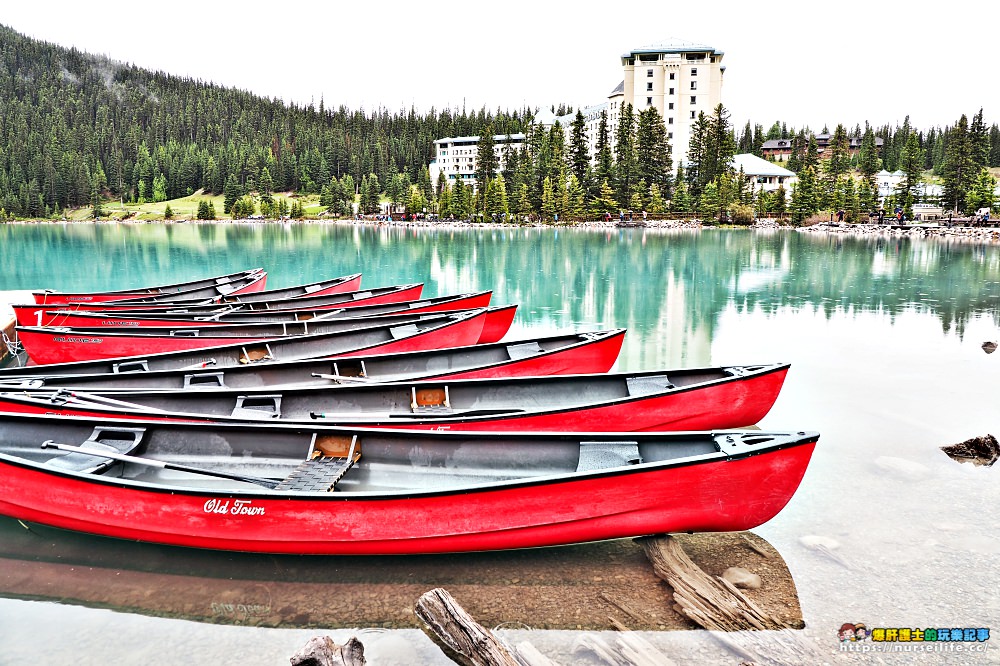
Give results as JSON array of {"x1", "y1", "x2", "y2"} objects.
[
  {"x1": 415, "y1": 587, "x2": 522, "y2": 666},
  {"x1": 637, "y1": 534, "x2": 785, "y2": 631},
  {"x1": 637, "y1": 535, "x2": 825, "y2": 665},
  {"x1": 289, "y1": 636, "x2": 365, "y2": 666}
]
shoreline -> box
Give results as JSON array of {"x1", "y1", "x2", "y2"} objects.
[{"x1": 3, "y1": 217, "x2": 999, "y2": 244}]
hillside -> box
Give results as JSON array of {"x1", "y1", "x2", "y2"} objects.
[{"x1": 0, "y1": 24, "x2": 528, "y2": 219}]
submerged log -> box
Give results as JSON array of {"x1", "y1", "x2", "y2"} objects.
[
  {"x1": 289, "y1": 636, "x2": 365, "y2": 666},
  {"x1": 637, "y1": 535, "x2": 785, "y2": 632},
  {"x1": 941, "y1": 434, "x2": 999, "y2": 467},
  {"x1": 638, "y1": 535, "x2": 825, "y2": 665},
  {"x1": 414, "y1": 587, "x2": 521, "y2": 666}
]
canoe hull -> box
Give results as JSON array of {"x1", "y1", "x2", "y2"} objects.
[
  {"x1": 0, "y1": 364, "x2": 788, "y2": 432},
  {"x1": 13, "y1": 310, "x2": 488, "y2": 368},
  {"x1": 30, "y1": 269, "x2": 267, "y2": 305},
  {"x1": 33, "y1": 271, "x2": 269, "y2": 305},
  {"x1": 0, "y1": 329, "x2": 625, "y2": 386},
  {"x1": 0, "y1": 438, "x2": 816, "y2": 555},
  {"x1": 18, "y1": 291, "x2": 495, "y2": 329}
]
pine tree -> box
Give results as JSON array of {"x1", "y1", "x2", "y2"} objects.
[
  {"x1": 90, "y1": 182, "x2": 103, "y2": 219},
  {"x1": 259, "y1": 167, "x2": 274, "y2": 206},
  {"x1": 590, "y1": 179, "x2": 616, "y2": 217},
  {"x1": 568, "y1": 110, "x2": 590, "y2": 188},
  {"x1": 635, "y1": 106, "x2": 672, "y2": 198},
  {"x1": 965, "y1": 168, "x2": 997, "y2": 213},
  {"x1": 223, "y1": 175, "x2": 242, "y2": 214},
  {"x1": 594, "y1": 110, "x2": 614, "y2": 199},
  {"x1": 614, "y1": 103, "x2": 637, "y2": 208},
  {"x1": 897, "y1": 132, "x2": 924, "y2": 218},
  {"x1": 790, "y1": 165, "x2": 819, "y2": 222},
  {"x1": 474, "y1": 126, "x2": 498, "y2": 198},
  {"x1": 941, "y1": 115, "x2": 975, "y2": 212},
  {"x1": 541, "y1": 176, "x2": 555, "y2": 222},
  {"x1": 648, "y1": 183, "x2": 665, "y2": 214}
]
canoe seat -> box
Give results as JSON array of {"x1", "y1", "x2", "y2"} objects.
[
  {"x1": 411, "y1": 386, "x2": 450, "y2": 413},
  {"x1": 230, "y1": 394, "x2": 282, "y2": 419},
  {"x1": 506, "y1": 341, "x2": 543, "y2": 360},
  {"x1": 273, "y1": 456, "x2": 358, "y2": 492},
  {"x1": 46, "y1": 426, "x2": 146, "y2": 475},
  {"x1": 625, "y1": 374, "x2": 674, "y2": 397},
  {"x1": 576, "y1": 441, "x2": 642, "y2": 472},
  {"x1": 390, "y1": 324, "x2": 419, "y2": 339},
  {"x1": 275, "y1": 435, "x2": 361, "y2": 492}
]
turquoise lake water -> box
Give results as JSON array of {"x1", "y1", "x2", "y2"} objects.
[{"x1": 0, "y1": 222, "x2": 998, "y2": 664}]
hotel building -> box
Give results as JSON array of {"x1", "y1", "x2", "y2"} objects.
[
  {"x1": 429, "y1": 40, "x2": 725, "y2": 189},
  {"x1": 428, "y1": 134, "x2": 526, "y2": 190},
  {"x1": 539, "y1": 39, "x2": 725, "y2": 169}
]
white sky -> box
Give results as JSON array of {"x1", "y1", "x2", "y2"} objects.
[{"x1": 4, "y1": 1, "x2": 995, "y2": 132}]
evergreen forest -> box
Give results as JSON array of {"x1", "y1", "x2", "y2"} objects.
[{"x1": 0, "y1": 24, "x2": 996, "y2": 223}]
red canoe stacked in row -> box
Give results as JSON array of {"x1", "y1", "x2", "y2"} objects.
[{"x1": 0, "y1": 267, "x2": 818, "y2": 555}]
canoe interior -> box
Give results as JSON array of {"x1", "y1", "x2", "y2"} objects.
[
  {"x1": 0, "y1": 417, "x2": 778, "y2": 495},
  {"x1": 0, "y1": 331, "x2": 616, "y2": 386},
  {"x1": 24, "y1": 366, "x2": 766, "y2": 422}
]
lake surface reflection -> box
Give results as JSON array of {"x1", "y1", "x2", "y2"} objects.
[{"x1": 1, "y1": 223, "x2": 998, "y2": 664}]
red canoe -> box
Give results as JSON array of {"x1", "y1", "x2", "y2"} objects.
[
  {"x1": 109, "y1": 273, "x2": 364, "y2": 306},
  {"x1": 12, "y1": 282, "x2": 424, "y2": 327},
  {"x1": 0, "y1": 329, "x2": 626, "y2": 389},
  {"x1": 32, "y1": 270, "x2": 269, "y2": 305},
  {"x1": 0, "y1": 363, "x2": 789, "y2": 432},
  {"x1": 0, "y1": 413, "x2": 820, "y2": 554},
  {"x1": 17, "y1": 301, "x2": 514, "y2": 347},
  {"x1": 16, "y1": 291, "x2": 494, "y2": 328},
  {"x1": 12, "y1": 309, "x2": 488, "y2": 368},
  {"x1": 31, "y1": 269, "x2": 267, "y2": 305},
  {"x1": 16, "y1": 307, "x2": 507, "y2": 364}
]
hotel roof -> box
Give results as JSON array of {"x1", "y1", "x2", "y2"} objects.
[{"x1": 623, "y1": 39, "x2": 723, "y2": 58}]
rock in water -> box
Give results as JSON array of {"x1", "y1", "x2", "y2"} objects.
[
  {"x1": 874, "y1": 455, "x2": 930, "y2": 480},
  {"x1": 722, "y1": 566, "x2": 762, "y2": 589},
  {"x1": 983, "y1": 341, "x2": 997, "y2": 354},
  {"x1": 941, "y1": 434, "x2": 1000, "y2": 467}
]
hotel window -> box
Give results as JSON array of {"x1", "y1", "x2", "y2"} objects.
[
  {"x1": 647, "y1": 69, "x2": 653, "y2": 77},
  {"x1": 690, "y1": 96, "x2": 696, "y2": 104},
  {"x1": 668, "y1": 117, "x2": 673, "y2": 124},
  {"x1": 646, "y1": 97, "x2": 653, "y2": 106},
  {"x1": 669, "y1": 72, "x2": 675, "y2": 80},
  {"x1": 668, "y1": 102, "x2": 674, "y2": 110},
  {"x1": 691, "y1": 68, "x2": 698, "y2": 76},
  {"x1": 646, "y1": 82, "x2": 653, "y2": 91},
  {"x1": 690, "y1": 81, "x2": 697, "y2": 90},
  {"x1": 690, "y1": 111, "x2": 696, "y2": 119},
  {"x1": 669, "y1": 87, "x2": 674, "y2": 95},
  {"x1": 668, "y1": 132, "x2": 673, "y2": 139}
]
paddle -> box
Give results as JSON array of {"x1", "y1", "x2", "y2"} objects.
[{"x1": 41, "y1": 441, "x2": 280, "y2": 489}]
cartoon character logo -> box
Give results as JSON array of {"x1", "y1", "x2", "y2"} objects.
[
  {"x1": 854, "y1": 623, "x2": 869, "y2": 641},
  {"x1": 839, "y1": 623, "x2": 856, "y2": 642}
]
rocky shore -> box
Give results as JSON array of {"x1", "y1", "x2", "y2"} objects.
[
  {"x1": 797, "y1": 221, "x2": 1000, "y2": 243},
  {"x1": 5, "y1": 215, "x2": 999, "y2": 243}
]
